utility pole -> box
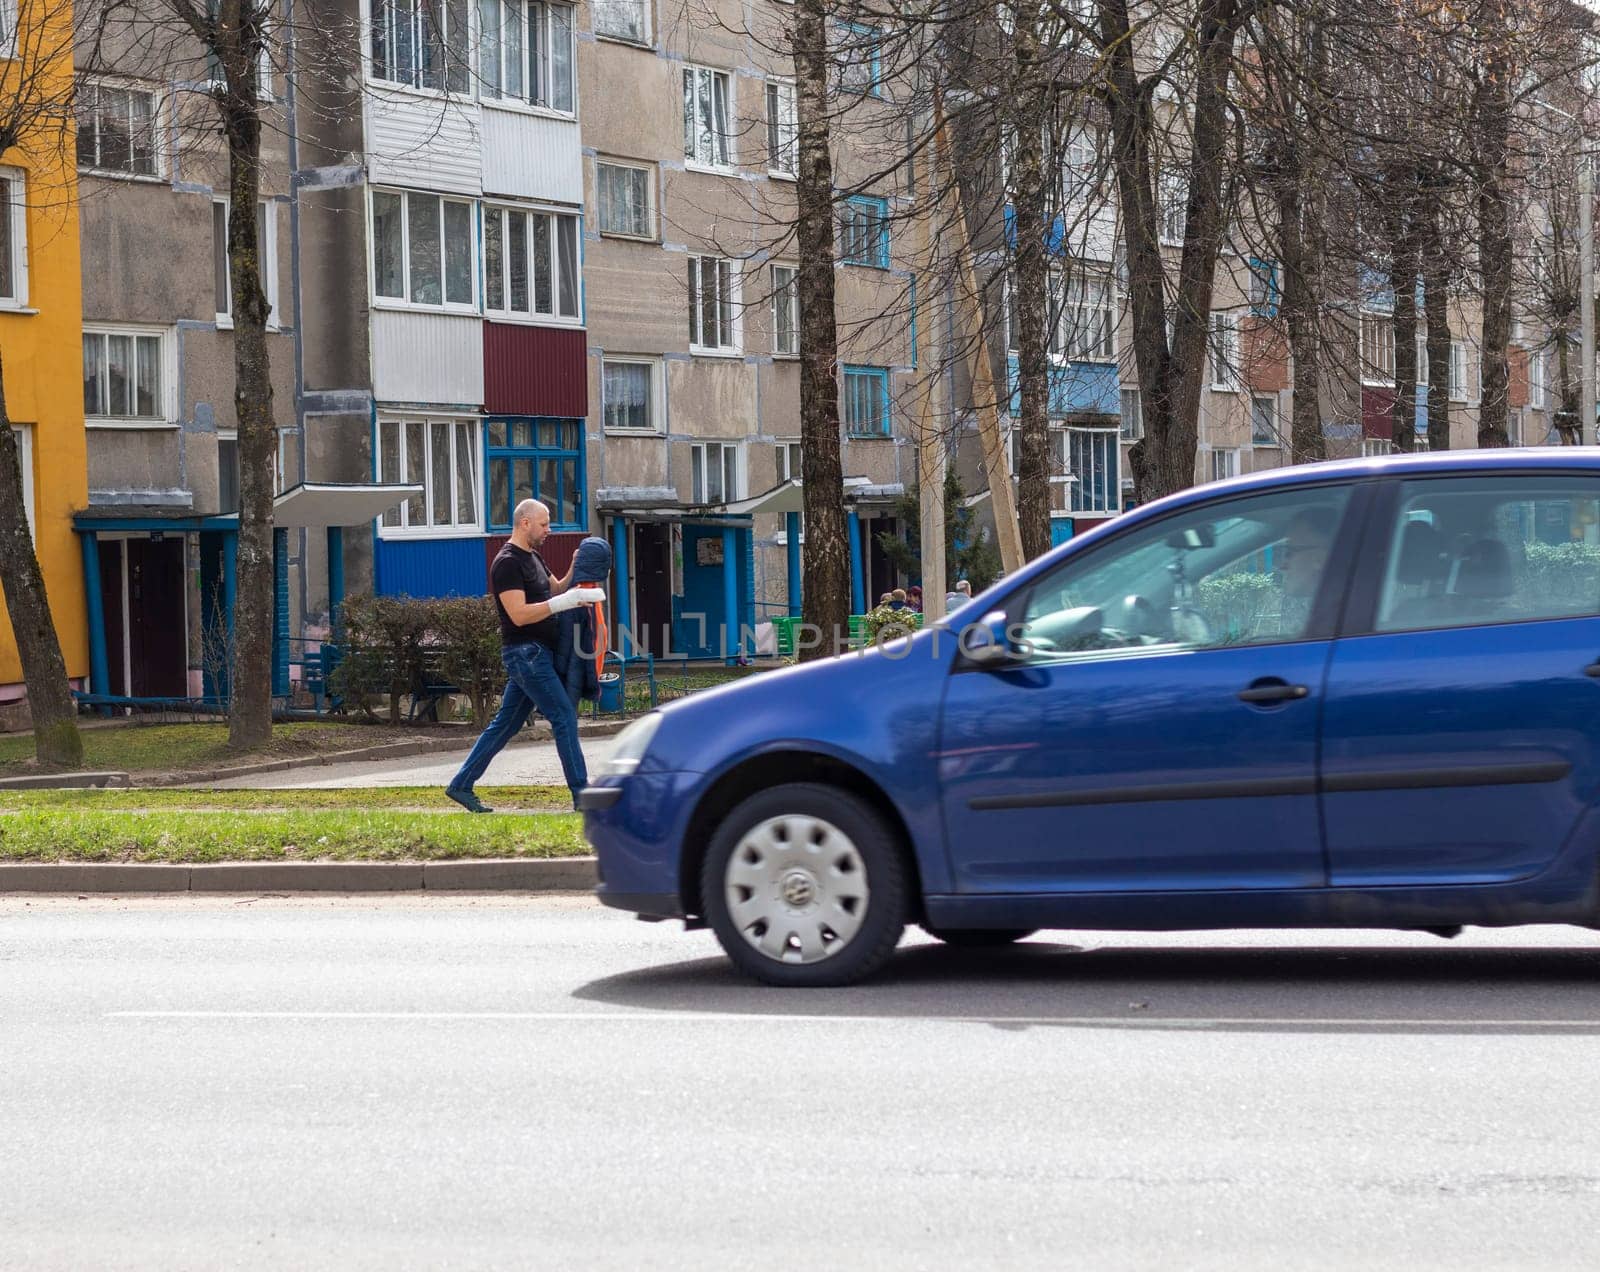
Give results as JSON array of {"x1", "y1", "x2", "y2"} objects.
[{"x1": 1583, "y1": 160, "x2": 1595, "y2": 447}]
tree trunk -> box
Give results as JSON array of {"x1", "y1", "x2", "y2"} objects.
[
  {"x1": 217, "y1": 4, "x2": 275, "y2": 748},
  {"x1": 794, "y1": 0, "x2": 851, "y2": 658},
  {"x1": 1474, "y1": 38, "x2": 1513, "y2": 449},
  {"x1": 1103, "y1": 0, "x2": 1242, "y2": 502},
  {"x1": 1276, "y1": 152, "x2": 1325, "y2": 465},
  {"x1": 1010, "y1": 14, "x2": 1052, "y2": 562},
  {"x1": 1420, "y1": 201, "x2": 1452, "y2": 451},
  {"x1": 1389, "y1": 176, "x2": 1421, "y2": 454},
  {"x1": 0, "y1": 353, "x2": 83, "y2": 767}
]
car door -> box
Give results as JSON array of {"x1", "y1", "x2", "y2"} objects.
[
  {"x1": 1320, "y1": 472, "x2": 1600, "y2": 886},
  {"x1": 938, "y1": 481, "x2": 1365, "y2": 895}
]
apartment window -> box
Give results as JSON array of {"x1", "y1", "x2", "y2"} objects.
[
  {"x1": 1251, "y1": 394, "x2": 1278, "y2": 446},
  {"x1": 591, "y1": 0, "x2": 646, "y2": 42},
  {"x1": 479, "y1": 0, "x2": 575, "y2": 112},
  {"x1": 370, "y1": 0, "x2": 470, "y2": 92},
  {"x1": 1361, "y1": 438, "x2": 1393, "y2": 458},
  {"x1": 82, "y1": 328, "x2": 169, "y2": 424},
  {"x1": 838, "y1": 22, "x2": 882, "y2": 97},
  {"x1": 691, "y1": 441, "x2": 743, "y2": 504},
  {"x1": 1360, "y1": 312, "x2": 1395, "y2": 385},
  {"x1": 1209, "y1": 313, "x2": 1240, "y2": 391},
  {"x1": 11, "y1": 425, "x2": 32, "y2": 540},
  {"x1": 688, "y1": 255, "x2": 737, "y2": 352},
  {"x1": 683, "y1": 66, "x2": 732, "y2": 168},
  {"x1": 1449, "y1": 340, "x2": 1469, "y2": 401},
  {"x1": 218, "y1": 434, "x2": 239, "y2": 513},
  {"x1": 842, "y1": 365, "x2": 890, "y2": 436},
  {"x1": 1529, "y1": 347, "x2": 1545, "y2": 410},
  {"x1": 213, "y1": 198, "x2": 279, "y2": 327},
  {"x1": 378, "y1": 416, "x2": 481, "y2": 532},
  {"x1": 596, "y1": 161, "x2": 653, "y2": 239},
  {"x1": 484, "y1": 205, "x2": 579, "y2": 320},
  {"x1": 1119, "y1": 387, "x2": 1143, "y2": 441},
  {"x1": 1248, "y1": 257, "x2": 1278, "y2": 317},
  {"x1": 771, "y1": 264, "x2": 799, "y2": 357},
  {"x1": 1209, "y1": 447, "x2": 1240, "y2": 483},
  {"x1": 839, "y1": 196, "x2": 889, "y2": 268},
  {"x1": 370, "y1": 189, "x2": 475, "y2": 310},
  {"x1": 484, "y1": 418, "x2": 583, "y2": 529},
  {"x1": 1062, "y1": 127, "x2": 1096, "y2": 201},
  {"x1": 1056, "y1": 270, "x2": 1115, "y2": 362},
  {"x1": 602, "y1": 360, "x2": 657, "y2": 432},
  {"x1": 766, "y1": 80, "x2": 797, "y2": 177},
  {"x1": 1507, "y1": 409, "x2": 1522, "y2": 446},
  {"x1": 1069, "y1": 428, "x2": 1119, "y2": 514},
  {"x1": 75, "y1": 82, "x2": 159, "y2": 178},
  {"x1": 0, "y1": 169, "x2": 27, "y2": 306},
  {"x1": 1158, "y1": 170, "x2": 1186, "y2": 245},
  {"x1": 0, "y1": 0, "x2": 15, "y2": 60},
  {"x1": 775, "y1": 440, "x2": 802, "y2": 483}
]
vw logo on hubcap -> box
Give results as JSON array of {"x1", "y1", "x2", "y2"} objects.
[{"x1": 780, "y1": 870, "x2": 817, "y2": 908}]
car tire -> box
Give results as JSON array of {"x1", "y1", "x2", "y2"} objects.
[
  {"x1": 701, "y1": 782, "x2": 909, "y2": 987},
  {"x1": 921, "y1": 926, "x2": 1038, "y2": 948}
]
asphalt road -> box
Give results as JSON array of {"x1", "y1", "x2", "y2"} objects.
[{"x1": 5, "y1": 896, "x2": 1600, "y2": 1270}]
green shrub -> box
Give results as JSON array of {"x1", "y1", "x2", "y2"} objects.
[
  {"x1": 1196, "y1": 572, "x2": 1281, "y2": 642},
  {"x1": 431, "y1": 596, "x2": 506, "y2": 727},
  {"x1": 1522, "y1": 541, "x2": 1600, "y2": 615}
]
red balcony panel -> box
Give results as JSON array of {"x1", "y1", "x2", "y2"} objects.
[
  {"x1": 1362, "y1": 386, "x2": 1396, "y2": 440},
  {"x1": 486, "y1": 531, "x2": 585, "y2": 581},
  {"x1": 484, "y1": 323, "x2": 589, "y2": 417}
]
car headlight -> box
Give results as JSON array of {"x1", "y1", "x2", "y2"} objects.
[{"x1": 602, "y1": 712, "x2": 664, "y2": 778}]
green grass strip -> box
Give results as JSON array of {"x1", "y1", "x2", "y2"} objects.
[
  {"x1": 0, "y1": 786, "x2": 571, "y2": 813},
  {"x1": 0, "y1": 809, "x2": 588, "y2": 864}
]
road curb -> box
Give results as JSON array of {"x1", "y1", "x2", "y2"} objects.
[
  {"x1": 142, "y1": 720, "x2": 631, "y2": 787},
  {"x1": 0, "y1": 856, "x2": 600, "y2": 893},
  {"x1": 0, "y1": 771, "x2": 131, "y2": 791}
]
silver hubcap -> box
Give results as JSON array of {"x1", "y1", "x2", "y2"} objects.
[{"x1": 724, "y1": 815, "x2": 870, "y2": 965}]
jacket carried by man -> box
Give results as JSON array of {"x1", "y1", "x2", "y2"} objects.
[{"x1": 551, "y1": 536, "x2": 612, "y2": 706}]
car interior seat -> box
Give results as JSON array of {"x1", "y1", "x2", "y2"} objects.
[
  {"x1": 1443, "y1": 537, "x2": 1517, "y2": 624},
  {"x1": 1383, "y1": 519, "x2": 1449, "y2": 628}
]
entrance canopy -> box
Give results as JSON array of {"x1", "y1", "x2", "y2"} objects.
[{"x1": 271, "y1": 482, "x2": 423, "y2": 529}]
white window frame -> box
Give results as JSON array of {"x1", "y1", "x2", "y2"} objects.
[
  {"x1": 368, "y1": 187, "x2": 478, "y2": 314},
  {"x1": 1158, "y1": 170, "x2": 1186, "y2": 246},
  {"x1": 688, "y1": 254, "x2": 739, "y2": 354},
  {"x1": 1251, "y1": 393, "x2": 1279, "y2": 447},
  {"x1": 375, "y1": 414, "x2": 483, "y2": 536},
  {"x1": 0, "y1": 166, "x2": 28, "y2": 308},
  {"x1": 591, "y1": 0, "x2": 649, "y2": 44},
  {"x1": 771, "y1": 263, "x2": 799, "y2": 358},
  {"x1": 1054, "y1": 269, "x2": 1116, "y2": 362},
  {"x1": 1416, "y1": 335, "x2": 1429, "y2": 387},
  {"x1": 481, "y1": 201, "x2": 582, "y2": 323},
  {"x1": 1361, "y1": 438, "x2": 1394, "y2": 458},
  {"x1": 683, "y1": 65, "x2": 734, "y2": 171},
  {"x1": 477, "y1": 0, "x2": 577, "y2": 115},
  {"x1": 601, "y1": 357, "x2": 661, "y2": 434},
  {"x1": 766, "y1": 79, "x2": 797, "y2": 178},
  {"x1": 212, "y1": 196, "x2": 279, "y2": 329},
  {"x1": 1119, "y1": 387, "x2": 1143, "y2": 441},
  {"x1": 1067, "y1": 427, "x2": 1119, "y2": 515},
  {"x1": 75, "y1": 79, "x2": 162, "y2": 181},
  {"x1": 1208, "y1": 446, "x2": 1241, "y2": 483},
  {"x1": 82, "y1": 325, "x2": 177, "y2": 429},
  {"x1": 367, "y1": 0, "x2": 471, "y2": 94},
  {"x1": 1360, "y1": 311, "x2": 1395, "y2": 386},
  {"x1": 595, "y1": 159, "x2": 655, "y2": 241},
  {"x1": 1529, "y1": 346, "x2": 1546, "y2": 410},
  {"x1": 775, "y1": 439, "x2": 802, "y2": 484},
  {"x1": 0, "y1": 0, "x2": 17, "y2": 61},
  {"x1": 1449, "y1": 340, "x2": 1470, "y2": 403},
  {"x1": 690, "y1": 440, "x2": 745, "y2": 504},
  {"x1": 1209, "y1": 312, "x2": 1240, "y2": 392},
  {"x1": 11, "y1": 425, "x2": 33, "y2": 541}
]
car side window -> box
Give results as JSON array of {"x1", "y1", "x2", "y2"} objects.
[
  {"x1": 1018, "y1": 486, "x2": 1353, "y2": 662},
  {"x1": 1374, "y1": 476, "x2": 1600, "y2": 633}
]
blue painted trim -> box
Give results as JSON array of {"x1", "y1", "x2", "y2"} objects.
[
  {"x1": 79, "y1": 531, "x2": 111, "y2": 708},
  {"x1": 1005, "y1": 355, "x2": 1120, "y2": 417},
  {"x1": 785, "y1": 510, "x2": 801, "y2": 616},
  {"x1": 611, "y1": 515, "x2": 632, "y2": 655},
  {"x1": 326, "y1": 525, "x2": 345, "y2": 631},
  {"x1": 72, "y1": 514, "x2": 238, "y2": 532},
  {"x1": 223, "y1": 533, "x2": 238, "y2": 654},
  {"x1": 838, "y1": 21, "x2": 883, "y2": 96},
  {"x1": 482, "y1": 416, "x2": 588, "y2": 531},
  {"x1": 1247, "y1": 256, "x2": 1280, "y2": 318},
  {"x1": 908, "y1": 277, "x2": 918, "y2": 370},
  {"x1": 722, "y1": 526, "x2": 739, "y2": 665},
  {"x1": 847, "y1": 509, "x2": 865, "y2": 613},
  {"x1": 273, "y1": 528, "x2": 290, "y2": 696},
  {"x1": 843, "y1": 365, "x2": 892, "y2": 436},
  {"x1": 841, "y1": 194, "x2": 890, "y2": 268}
]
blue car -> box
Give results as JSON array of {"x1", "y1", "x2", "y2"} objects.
[{"x1": 581, "y1": 450, "x2": 1600, "y2": 986}]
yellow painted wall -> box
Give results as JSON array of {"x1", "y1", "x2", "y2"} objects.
[{"x1": 0, "y1": 5, "x2": 89, "y2": 688}]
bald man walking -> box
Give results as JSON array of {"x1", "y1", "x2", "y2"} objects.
[{"x1": 447, "y1": 498, "x2": 605, "y2": 812}]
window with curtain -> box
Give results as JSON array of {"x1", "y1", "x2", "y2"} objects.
[{"x1": 376, "y1": 418, "x2": 480, "y2": 531}]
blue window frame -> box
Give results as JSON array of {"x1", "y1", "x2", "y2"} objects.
[
  {"x1": 484, "y1": 417, "x2": 586, "y2": 532},
  {"x1": 838, "y1": 22, "x2": 882, "y2": 97},
  {"x1": 1248, "y1": 256, "x2": 1280, "y2": 317},
  {"x1": 842, "y1": 366, "x2": 890, "y2": 436},
  {"x1": 840, "y1": 195, "x2": 889, "y2": 268}
]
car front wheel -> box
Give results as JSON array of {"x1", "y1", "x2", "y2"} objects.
[{"x1": 701, "y1": 782, "x2": 908, "y2": 987}]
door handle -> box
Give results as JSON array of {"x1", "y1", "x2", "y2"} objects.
[{"x1": 1238, "y1": 681, "x2": 1309, "y2": 704}]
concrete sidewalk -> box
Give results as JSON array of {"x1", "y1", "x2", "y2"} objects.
[
  {"x1": 210, "y1": 734, "x2": 621, "y2": 789},
  {"x1": 0, "y1": 857, "x2": 600, "y2": 893}
]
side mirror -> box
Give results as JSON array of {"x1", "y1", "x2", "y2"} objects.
[
  {"x1": 960, "y1": 610, "x2": 1022, "y2": 668},
  {"x1": 1165, "y1": 524, "x2": 1216, "y2": 550}
]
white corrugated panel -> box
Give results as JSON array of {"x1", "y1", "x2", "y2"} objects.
[
  {"x1": 481, "y1": 107, "x2": 583, "y2": 204},
  {"x1": 372, "y1": 310, "x2": 484, "y2": 405},
  {"x1": 366, "y1": 89, "x2": 483, "y2": 195}
]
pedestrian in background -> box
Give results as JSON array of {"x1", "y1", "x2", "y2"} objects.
[{"x1": 446, "y1": 499, "x2": 605, "y2": 814}]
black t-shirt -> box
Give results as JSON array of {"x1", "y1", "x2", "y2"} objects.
[{"x1": 491, "y1": 543, "x2": 561, "y2": 649}]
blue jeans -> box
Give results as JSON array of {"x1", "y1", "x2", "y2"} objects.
[{"x1": 450, "y1": 642, "x2": 589, "y2": 802}]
